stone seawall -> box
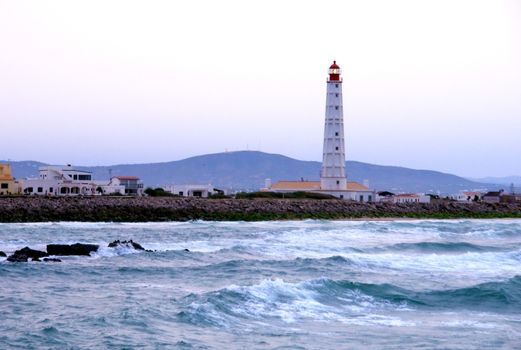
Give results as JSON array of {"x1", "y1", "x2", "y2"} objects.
[{"x1": 0, "y1": 197, "x2": 520, "y2": 222}]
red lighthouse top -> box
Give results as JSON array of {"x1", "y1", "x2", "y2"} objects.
[{"x1": 328, "y1": 60, "x2": 341, "y2": 81}]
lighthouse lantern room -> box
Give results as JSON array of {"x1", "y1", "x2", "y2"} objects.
[{"x1": 328, "y1": 61, "x2": 341, "y2": 81}]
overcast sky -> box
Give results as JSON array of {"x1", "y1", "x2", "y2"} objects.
[{"x1": 1, "y1": 0, "x2": 520, "y2": 177}]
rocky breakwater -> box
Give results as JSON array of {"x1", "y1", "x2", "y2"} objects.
[
  {"x1": 0, "y1": 196, "x2": 520, "y2": 222},
  {"x1": 2, "y1": 240, "x2": 148, "y2": 263}
]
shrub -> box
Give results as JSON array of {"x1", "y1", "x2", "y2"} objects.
[{"x1": 144, "y1": 187, "x2": 174, "y2": 197}]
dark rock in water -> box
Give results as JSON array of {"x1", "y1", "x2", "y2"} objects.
[
  {"x1": 108, "y1": 240, "x2": 145, "y2": 251},
  {"x1": 46, "y1": 243, "x2": 99, "y2": 256},
  {"x1": 7, "y1": 246, "x2": 49, "y2": 262},
  {"x1": 130, "y1": 241, "x2": 145, "y2": 251},
  {"x1": 15, "y1": 247, "x2": 48, "y2": 259},
  {"x1": 0, "y1": 251, "x2": 6, "y2": 257},
  {"x1": 107, "y1": 240, "x2": 120, "y2": 248},
  {"x1": 43, "y1": 258, "x2": 62, "y2": 262},
  {"x1": 7, "y1": 254, "x2": 28, "y2": 262},
  {"x1": 184, "y1": 249, "x2": 190, "y2": 252}
]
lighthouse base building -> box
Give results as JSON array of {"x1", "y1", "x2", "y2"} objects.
[
  {"x1": 264, "y1": 61, "x2": 376, "y2": 202},
  {"x1": 266, "y1": 180, "x2": 375, "y2": 202}
]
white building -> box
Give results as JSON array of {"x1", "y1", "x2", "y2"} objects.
[
  {"x1": 20, "y1": 165, "x2": 96, "y2": 196},
  {"x1": 450, "y1": 191, "x2": 482, "y2": 202},
  {"x1": 265, "y1": 61, "x2": 377, "y2": 202},
  {"x1": 110, "y1": 176, "x2": 144, "y2": 195},
  {"x1": 92, "y1": 179, "x2": 126, "y2": 195},
  {"x1": 20, "y1": 165, "x2": 143, "y2": 196},
  {"x1": 163, "y1": 184, "x2": 218, "y2": 198},
  {"x1": 389, "y1": 193, "x2": 431, "y2": 204}
]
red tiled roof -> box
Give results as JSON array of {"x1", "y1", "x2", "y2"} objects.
[
  {"x1": 271, "y1": 181, "x2": 321, "y2": 190},
  {"x1": 113, "y1": 176, "x2": 140, "y2": 180},
  {"x1": 463, "y1": 192, "x2": 481, "y2": 196},
  {"x1": 347, "y1": 182, "x2": 369, "y2": 190}
]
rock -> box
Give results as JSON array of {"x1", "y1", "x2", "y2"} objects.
[
  {"x1": 108, "y1": 240, "x2": 145, "y2": 251},
  {"x1": 7, "y1": 254, "x2": 28, "y2": 262},
  {"x1": 130, "y1": 241, "x2": 145, "y2": 250},
  {"x1": 7, "y1": 246, "x2": 49, "y2": 263},
  {"x1": 184, "y1": 248, "x2": 190, "y2": 252},
  {"x1": 46, "y1": 243, "x2": 99, "y2": 256},
  {"x1": 0, "y1": 251, "x2": 6, "y2": 257},
  {"x1": 43, "y1": 258, "x2": 62, "y2": 262},
  {"x1": 14, "y1": 246, "x2": 48, "y2": 259}
]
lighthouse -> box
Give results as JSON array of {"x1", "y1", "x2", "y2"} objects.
[
  {"x1": 320, "y1": 61, "x2": 347, "y2": 191},
  {"x1": 263, "y1": 61, "x2": 376, "y2": 202}
]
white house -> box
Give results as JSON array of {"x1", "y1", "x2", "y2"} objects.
[
  {"x1": 20, "y1": 165, "x2": 96, "y2": 196},
  {"x1": 110, "y1": 176, "x2": 144, "y2": 195},
  {"x1": 163, "y1": 184, "x2": 217, "y2": 198},
  {"x1": 19, "y1": 165, "x2": 143, "y2": 196},
  {"x1": 451, "y1": 191, "x2": 482, "y2": 202},
  {"x1": 390, "y1": 193, "x2": 431, "y2": 204}
]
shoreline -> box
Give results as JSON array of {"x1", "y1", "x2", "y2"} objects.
[{"x1": 1, "y1": 197, "x2": 520, "y2": 222}]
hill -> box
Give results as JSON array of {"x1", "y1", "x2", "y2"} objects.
[
  {"x1": 469, "y1": 176, "x2": 521, "y2": 186},
  {"x1": 3, "y1": 151, "x2": 497, "y2": 193}
]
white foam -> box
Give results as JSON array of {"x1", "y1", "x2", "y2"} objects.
[{"x1": 190, "y1": 278, "x2": 413, "y2": 327}]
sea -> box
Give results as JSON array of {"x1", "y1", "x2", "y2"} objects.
[{"x1": 1, "y1": 219, "x2": 520, "y2": 349}]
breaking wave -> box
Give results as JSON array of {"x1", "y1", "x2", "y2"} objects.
[{"x1": 178, "y1": 276, "x2": 521, "y2": 328}]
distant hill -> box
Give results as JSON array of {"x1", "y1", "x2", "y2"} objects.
[
  {"x1": 469, "y1": 176, "x2": 521, "y2": 186},
  {"x1": 3, "y1": 151, "x2": 498, "y2": 193}
]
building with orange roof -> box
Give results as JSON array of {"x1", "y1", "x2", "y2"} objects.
[{"x1": 0, "y1": 163, "x2": 20, "y2": 195}]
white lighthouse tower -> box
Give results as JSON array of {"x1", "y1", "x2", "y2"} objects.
[
  {"x1": 264, "y1": 61, "x2": 376, "y2": 202},
  {"x1": 320, "y1": 61, "x2": 347, "y2": 191}
]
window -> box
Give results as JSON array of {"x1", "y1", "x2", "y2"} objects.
[
  {"x1": 340, "y1": 195, "x2": 344, "y2": 199},
  {"x1": 73, "y1": 175, "x2": 78, "y2": 180},
  {"x1": 335, "y1": 106, "x2": 339, "y2": 110},
  {"x1": 368, "y1": 195, "x2": 372, "y2": 202},
  {"x1": 335, "y1": 84, "x2": 339, "y2": 88},
  {"x1": 335, "y1": 132, "x2": 339, "y2": 136},
  {"x1": 179, "y1": 191, "x2": 183, "y2": 196},
  {"x1": 78, "y1": 175, "x2": 91, "y2": 181},
  {"x1": 335, "y1": 93, "x2": 339, "y2": 97},
  {"x1": 37, "y1": 187, "x2": 43, "y2": 193},
  {"x1": 27, "y1": 187, "x2": 33, "y2": 193},
  {"x1": 49, "y1": 187, "x2": 54, "y2": 193},
  {"x1": 335, "y1": 146, "x2": 339, "y2": 150},
  {"x1": 336, "y1": 180, "x2": 340, "y2": 185},
  {"x1": 359, "y1": 195, "x2": 364, "y2": 202},
  {"x1": 0, "y1": 183, "x2": 7, "y2": 189}
]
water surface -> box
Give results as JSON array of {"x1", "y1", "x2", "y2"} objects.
[{"x1": 1, "y1": 219, "x2": 521, "y2": 349}]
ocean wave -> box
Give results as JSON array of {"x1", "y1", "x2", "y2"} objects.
[
  {"x1": 177, "y1": 278, "x2": 411, "y2": 328},
  {"x1": 381, "y1": 241, "x2": 505, "y2": 254},
  {"x1": 177, "y1": 276, "x2": 521, "y2": 329}
]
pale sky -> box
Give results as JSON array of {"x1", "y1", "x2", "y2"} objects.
[{"x1": 1, "y1": 0, "x2": 520, "y2": 177}]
